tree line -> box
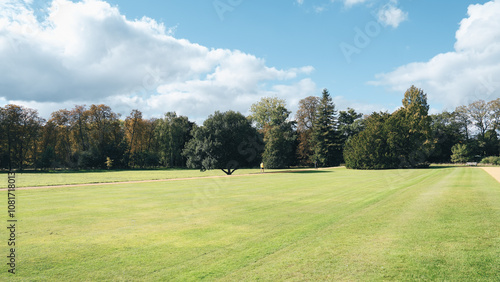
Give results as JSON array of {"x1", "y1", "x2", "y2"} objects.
[
  {"x1": 1, "y1": 86, "x2": 499, "y2": 172},
  {"x1": 0, "y1": 104, "x2": 193, "y2": 171}
]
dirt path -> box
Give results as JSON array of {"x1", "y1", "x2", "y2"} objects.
[
  {"x1": 1, "y1": 168, "x2": 332, "y2": 191},
  {"x1": 481, "y1": 167, "x2": 500, "y2": 183}
]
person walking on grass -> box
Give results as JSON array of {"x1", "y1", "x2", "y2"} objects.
[{"x1": 260, "y1": 162, "x2": 264, "y2": 173}]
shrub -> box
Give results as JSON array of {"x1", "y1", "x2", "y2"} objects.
[{"x1": 480, "y1": 156, "x2": 500, "y2": 165}]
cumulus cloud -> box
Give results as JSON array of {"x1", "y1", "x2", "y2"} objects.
[
  {"x1": 377, "y1": 2, "x2": 408, "y2": 28},
  {"x1": 0, "y1": 0, "x2": 315, "y2": 121},
  {"x1": 327, "y1": 0, "x2": 409, "y2": 24},
  {"x1": 372, "y1": 0, "x2": 500, "y2": 108}
]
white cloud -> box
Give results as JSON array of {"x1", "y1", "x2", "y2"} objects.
[
  {"x1": 343, "y1": 0, "x2": 369, "y2": 7},
  {"x1": 372, "y1": 0, "x2": 500, "y2": 108},
  {"x1": 0, "y1": 0, "x2": 315, "y2": 122},
  {"x1": 377, "y1": 3, "x2": 408, "y2": 28}
]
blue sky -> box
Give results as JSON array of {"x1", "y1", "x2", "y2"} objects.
[{"x1": 1, "y1": 0, "x2": 499, "y2": 122}]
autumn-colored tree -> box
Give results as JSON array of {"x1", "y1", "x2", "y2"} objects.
[
  {"x1": 62, "y1": 105, "x2": 127, "y2": 169},
  {"x1": 124, "y1": 110, "x2": 161, "y2": 168},
  {"x1": 45, "y1": 109, "x2": 73, "y2": 167},
  {"x1": 124, "y1": 109, "x2": 145, "y2": 156}
]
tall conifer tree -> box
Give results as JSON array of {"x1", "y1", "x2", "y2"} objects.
[{"x1": 312, "y1": 89, "x2": 341, "y2": 167}]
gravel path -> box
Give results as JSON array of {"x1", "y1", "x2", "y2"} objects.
[{"x1": 481, "y1": 167, "x2": 500, "y2": 183}]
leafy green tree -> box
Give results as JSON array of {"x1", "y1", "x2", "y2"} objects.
[
  {"x1": 21, "y1": 107, "x2": 45, "y2": 170},
  {"x1": 38, "y1": 146, "x2": 56, "y2": 169},
  {"x1": 478, "y1": 130, "x2": 499, "y2": 157},
  {"x1": 0, "y1": 107, "x2": 6, "y2": 168},
  {"x1": 296, "y1": 96, "x2": 320, "y2": 165},
  {"x1": 344, "y1": 112, "x2": 393, "y2": 169},
  {"x1": 338, "y1": 108, "x2": 363, "y2": 139},
  {"x1": 249, "y1": 97, "x2": 287, "y2": 130},
  {"x1": 311, "y1": 89, "x2": 341, "y2": 167},
  {"x1": 344, "y1": 86, "x2": 433, "y2": 169},
  {"x1": 429, "y1": 111, "x2": 466, "y2": 163},
  {"x1": 250, "y1": 97, "x2": 295, "y2": 169},
  {"x1": 69, "y1": 105, "x2": 91, "y2": 153},
  {"x1": 338, "y1": 108, "x2": 364, "y2": 161},
  {"x1": 88, "y1": 104, "x2": 128, "y2": 169},
  {"x1": 183, "y1": 111, "x2": 261, "y2": 175},
  {"x1": 0, "y1": 104, "x2": 44, "y2": 170},
  {"x1": 394, "y1": 86, "x2": 433, "y2": 167},
  {"x1": 451, "y1": 143, "x2": 470, "y2": 163},
  {"x1": 261, "y1": 105, "x2": 296, "y2": 168},
  {"x1": 155, "y1": 112, "x2": 193, "y2": 167}
]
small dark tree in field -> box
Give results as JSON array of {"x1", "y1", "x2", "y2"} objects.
[{"x1": 183, "y1": 111, "x2": 261, "y2": 175}]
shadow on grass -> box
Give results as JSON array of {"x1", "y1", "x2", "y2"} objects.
[
  {"x1": 262, "y1": 169, "x2": 333, "y2": 175},
  {"x1": 287, "y1": 170, "x2": 332, "y2": 174},
  {"x1": 426, "y1": 164, "x2": 476, "y2": 169},
  {"x1": 425, "y1": 166, "x2": 459, "y2": 170}
]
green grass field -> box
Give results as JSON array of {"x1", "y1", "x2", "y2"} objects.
[
  {"x1": 2, "y1": 167, "x2": 500, "y2": 280},
  {"x1": 0, "y1": 168, "x2": 297, "y2": 188}
]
